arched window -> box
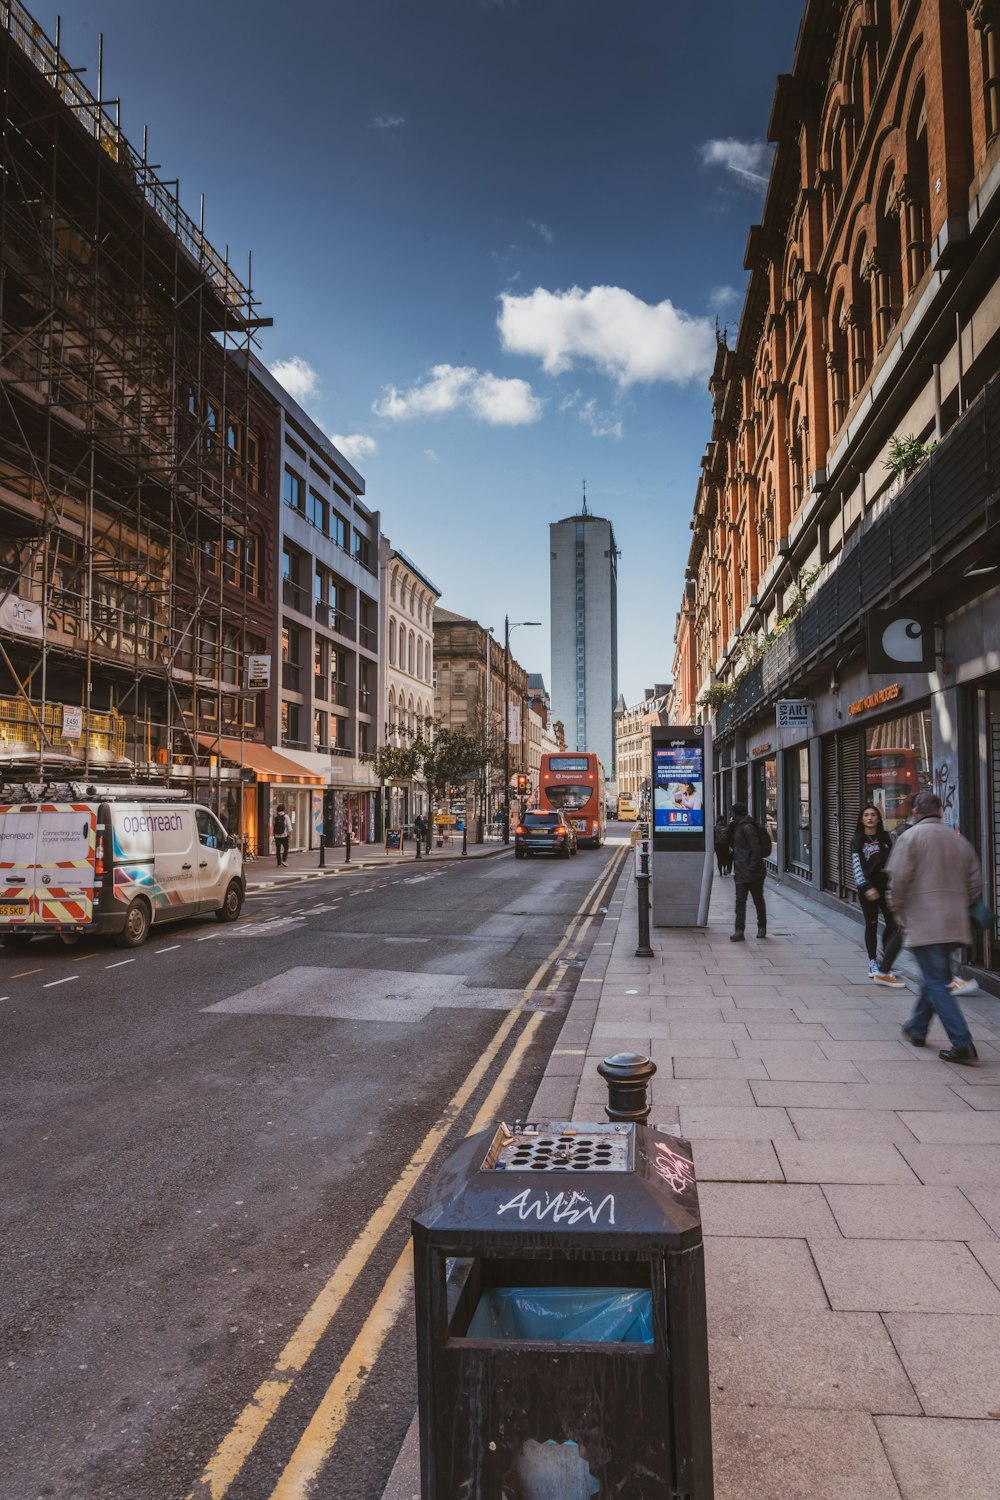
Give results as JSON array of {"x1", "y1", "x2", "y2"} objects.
[
  {"x1": 416, "y1": 637, "x2": 423, "y2": 679},
  {"x1": 388, "y1": 689, "x2": 396, "y2": 740},
  {"x1": 873, "y1": 167, "x2": 902, "y2": 349},
  {"x1": 848, "y1": 239, "x2": 871, "y2": 398},
  {"x1": 827, "y1": 290, "x2": 849, "y2": 433},
  {"x1": 407, "y1": 694, "x2": 415, "y2": 735},
  {"x1": 901, "y1": 89, "x2": 930, "y2": 293},
  {"x1": 388, "y1": 619, "x2": 396, "y2": 666},
  {"x1": 408, "y1": 631, "x2": 415, "y2": 675},
  {"x1": 389, "y1": 568, "x2": 398, "y2": 603}
]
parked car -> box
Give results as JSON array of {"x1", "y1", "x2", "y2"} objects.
[{"x1": 514, "y1": 811, "x2": 578, "y2": 859}]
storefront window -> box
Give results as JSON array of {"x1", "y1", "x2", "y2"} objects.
[
  {"x1": 751, "y1": 756, "x2": 777, "y2": 860},
  {"x1": 785, "y1": 744, "x2": 811, "y2": 873},
  {"x1": 864, "y1": 706, "x2": 932, "y2": 835}
]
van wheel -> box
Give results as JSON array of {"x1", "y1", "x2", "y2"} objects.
[
  {"x1": 215, "y1": 881, "x2": 244, "y2": 923},
  {"x1": 116, "y1": 898, "x2": 151, "y2": 948}
]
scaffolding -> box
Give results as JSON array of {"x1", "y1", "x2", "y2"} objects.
[{"x1": 0, "y1": 0, "x2": 271, "y2": 833}]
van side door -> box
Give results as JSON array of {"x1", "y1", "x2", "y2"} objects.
[{"x1": 194, "y1": 809, "x2": 230, "y2": 912}]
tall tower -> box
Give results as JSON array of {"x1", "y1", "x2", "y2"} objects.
[{"x1": 549, "y1": 491, "x2": 619, "y2": 775}]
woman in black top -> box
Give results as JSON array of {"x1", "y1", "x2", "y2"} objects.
[{"x1": 850, "y1": 804, "x2": 902, "y2": 982}]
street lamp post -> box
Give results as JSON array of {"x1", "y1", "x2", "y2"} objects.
[{"x1": 502, "y1": 614, "x2": 541, "y2": 844}]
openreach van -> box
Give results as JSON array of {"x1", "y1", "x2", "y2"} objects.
[{"x1": 0, "y1": 784, "x2": 245, "y2": 949}]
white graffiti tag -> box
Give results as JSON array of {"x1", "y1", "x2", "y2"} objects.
[
  {"x1": 653, "y1": 1142, "x2": 696, "y2": 1196},
  {"x1": 495, "y1": 1189, "x2": 615, "y2": 1226}
]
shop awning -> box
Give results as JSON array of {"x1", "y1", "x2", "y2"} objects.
[{"x1": 196, "y1": 736, "x2": 327, "y2": 786}]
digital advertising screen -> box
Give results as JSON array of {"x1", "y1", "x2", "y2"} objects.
[{"x1": 653, "y1": 745, "x2": 705, "y2": 833}]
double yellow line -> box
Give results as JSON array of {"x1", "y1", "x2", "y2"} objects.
[{"x1": 188, "y1": 846, "x2": 625, "y2": 1500}]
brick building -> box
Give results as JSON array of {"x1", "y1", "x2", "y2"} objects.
[{"x1": 672, "y1": 0, "x2": 1000, "y2": 984}]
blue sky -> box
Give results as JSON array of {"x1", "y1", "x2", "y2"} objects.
[{"x1": 51, "y1": 0, "x2": 803, "y2": 705}]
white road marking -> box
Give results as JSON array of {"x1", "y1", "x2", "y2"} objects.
[
  {"x1": 197, "y1": 934, "x2": 218, "y2": 942},
  {"x1": 44, "y1": 975, "x2": 78, "y2": 988},
  {"x1": 156, "y1": 945, "x2": 181, "y2": 954},
  {"x1": 106, "y1": 959, "x2": 134, "y2": 968}
]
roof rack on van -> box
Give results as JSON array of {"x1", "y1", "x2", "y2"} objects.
[{"x1": 0, "y1": 781, "x2": 191, "y2": 803}]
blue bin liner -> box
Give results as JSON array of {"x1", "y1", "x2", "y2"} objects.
[{"x1": 466, "y1": 1286, "x2": 654, "y2": 1343}]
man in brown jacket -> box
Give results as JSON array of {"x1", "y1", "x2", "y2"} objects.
[{"x1": 887, "y1": 790, "x2": 983, "y2": 1064}]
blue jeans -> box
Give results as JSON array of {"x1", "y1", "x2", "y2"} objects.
[{"x1": 908, "y1": 943, "x2": 974, "y2": 1049}]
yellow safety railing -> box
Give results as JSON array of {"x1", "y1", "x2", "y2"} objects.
[{"x1": 0, "y1": 696, "x2": 126, "y2": 759}]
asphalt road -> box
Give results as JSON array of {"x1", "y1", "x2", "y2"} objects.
[{"x1": 1, "y1": 838, "x2": 625, "y2": 1500}]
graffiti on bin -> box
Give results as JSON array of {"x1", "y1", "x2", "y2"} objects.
[
  {"x1": 652, "y1": 1142, "x2": 695, "y2": 1197},
  {"x1": 495, "y1": 1188, "x2": 615, "y2": 1226}
]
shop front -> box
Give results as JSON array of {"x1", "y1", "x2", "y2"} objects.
[{"x1": 194, "y1": 736, "x2": 327, "y2": 855}]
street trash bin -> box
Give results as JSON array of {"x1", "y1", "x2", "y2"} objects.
[{"x1": 412, "y1": 1118, "x2": 712, "y2": 1500}]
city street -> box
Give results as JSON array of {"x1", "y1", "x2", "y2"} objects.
[{"x1": 1, "y1": 839, "x2": 626, "y2": 1500}]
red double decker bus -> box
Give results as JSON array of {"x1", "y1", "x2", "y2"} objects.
[{"x1": 537, "y1": 752, "x2": 606, "y2": 847}]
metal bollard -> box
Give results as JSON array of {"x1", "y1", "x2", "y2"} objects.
[
  {"x1": 415, "y1": 828, "x2": 422, "y2": 860},
  {"x1": 345, "y1": 826, "x2": 351, "y2": 864},
  {"x1": 318, "y1": 835, "x2": 326, "y2": 868},
  {"x1": 462, "y1": 824, "x2": 468, "y2": 857},
  {"x1": 597, "y1": 1052, "x2": 657, "y2": 1122},
  {"x1": 635, "y1": 843, "x2": 654, "y2": 958}
]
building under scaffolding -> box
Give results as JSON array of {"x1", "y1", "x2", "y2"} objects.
[{"x1": 0, "y1": 0, "x2": 275, "y2": 845}]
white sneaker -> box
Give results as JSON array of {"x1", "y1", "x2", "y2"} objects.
[
  {"x1": 873, "y1": 970, "x2": 906, "y2": 988},
  {"x1": 868, "y1": 959, "x2": 879, "y2": 978},
  {"x1": 949, "y1": 976, "x2": 979, "y2": 995}
]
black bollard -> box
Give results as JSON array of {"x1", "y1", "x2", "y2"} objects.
[
  {"x1": 345, "y1": 825, "x2": 351, "y2": 864},
  {"x1": 635, "y1": 840, "x2": 654, "y2": 957},
  {"x1": 597, "y1": 1052, "x2": 657, "y2": 1122},
  {"x1": 415, "y1": 827, "x2": 422, "y2": 860},
  {"x1": 462, "y1": 824, "x2": 468, "y2": 857},
  {"x1": 318, "y1": 835, "x2": 326, "y2": 868}
]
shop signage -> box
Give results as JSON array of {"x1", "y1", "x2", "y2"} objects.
[
  {"x1": 776, "y1": 700, "x2": 811, "y2": 730},
  {"x1": 246, "y1": 654, "x2": 271, "y2": 691},
  {"x1": 61, "y1": 705, "x2": 83, "y2": 740},
  {"x1": 848, "y1": 682, "x2": 902, "y2": 717},
  {"x1": 865, "y1": 606, "x2": 934, "y2": 674},
  {"x1": 750, "y1": 742, "x2": 773, "y2": 758}
]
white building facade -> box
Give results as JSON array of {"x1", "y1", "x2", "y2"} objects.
[
  {"x1": 549, "y1": 507, "x2": 618, "y2": 777},
  {"x1": 383, "y1": 547, "x2": 439, "y2": 827}
]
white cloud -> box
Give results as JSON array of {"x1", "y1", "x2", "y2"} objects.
[
  {"x1": 372, "y1": 363, "x2": 543, "y2": 426},
  {"x1": 269, "y1": 356, "x2": 320, "y2": 405},
  {"x1": 423, "y1": 448, "x2": 440, "y2": 462},
  {"x1": 498, "y1": 285, "x2": 715, "y2": 388},
  {"x1": 528, "y1": 219, "x2": 554, "y2": 245},
  {"x1": 700, "y1": 138, "x2": 772, "y2": 188},
  {"x1": 372, "y1": 114, "x2": 405, "y2": 129},
  {"x1": 578, "y1": 398, "x2": 622, "y2": 440},
  {"x1": 332, "y1": 433, "x2": 378, "y2": 465},
  {"x1": 709, "y1": 284, "x2": 740, "y2": 311}
]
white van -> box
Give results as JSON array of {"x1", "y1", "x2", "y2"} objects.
[{"x1": 0, "y1": 791, "x2": 245, "y2": 949}]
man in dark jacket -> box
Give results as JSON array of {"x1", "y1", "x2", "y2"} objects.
[{"x1": 728, "y1": 802, "x2": 769, "y2": 941}]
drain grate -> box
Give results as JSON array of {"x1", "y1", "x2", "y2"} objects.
[{"x1": 483, "y1": 1122, "x2": 633, "y2": 1173}]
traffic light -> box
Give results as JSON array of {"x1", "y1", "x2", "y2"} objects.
[
  {"x1": 449, "y1": 785, "x2": 458, "y2": 797},
  {"x1": 516, "y1": 774, "x2": 529, "y2": 793}
]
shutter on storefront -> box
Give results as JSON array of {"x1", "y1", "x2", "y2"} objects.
[
  {"x1": 822, "y1": 735, "x2": 839, "y2": 893},
  {"x1": 838, "y1": 730, "x2": 863, "y2": 898}
]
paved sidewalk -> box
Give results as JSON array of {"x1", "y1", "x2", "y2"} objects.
[
  {"x1": 383, "y1": 864, "x2": 1000, "y2": 1500},
  {"x1": 243, "y1": 834, "x2": 508, "y2": 891}
]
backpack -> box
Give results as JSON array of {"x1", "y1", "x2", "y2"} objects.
[
  {"x1": 273, "y1": 811, "x2": 287, "y2": 837},
  {"x1": 756, "y1": 821, "x2": 772, "y2": 858}
]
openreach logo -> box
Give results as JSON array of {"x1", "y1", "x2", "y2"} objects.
[{"x1": 121, "y1": 813, "x2": 183, "y2": 834}]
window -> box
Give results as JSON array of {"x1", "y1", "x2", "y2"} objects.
[
  {"x1": 244, "y1": 536, "x2": 260, "y2": 596},
  {"x1": 416, "y1": 638, "x2": 423, "y2": 680},
  {"x1": 245, "y1": 430, "x2": 260, "y2": 491},
  {"x1": 199, "y1": 622, "x2": 218, "y2": 679},
  {"x1": 332, "y1": 513, "x2": 348, "y2": 551},
  {"x1": 206, "y1": 401, "x2": 220, "y2": 453},
  {"x1": 196, "y1": 808, "x2": 225, "y2": 849},
  {"x1": 284, "y1": 466, "x2": 304, "y2": 512},
  {"x1": 314, "y1": 710, "x2": 327, "y2": 749},
  {"x1": 201, "y1": 538, "x2": 220, "y2": 576},
  {"x1": 353, "y1": 532, "x2": 371, "y2": 569},
  {"x1": 223, "y1": 536, "x2": 241, "y2": 587},
  {"x1": 389, "y1": 619, "x2": 396, "y2": 666},
  {"x1": 864, "y1": 706, "x2": 932, "y2": 836},
  {"x1": 315, "y1": 641, "x2": 328, "y2": 698},
  {"x1": 307, "y1": 489, "x2": 328, "y2": 533}
]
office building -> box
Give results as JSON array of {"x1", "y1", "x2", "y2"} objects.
[{"x1": 549, "y1": 505, "x2": 619, "y2": 775}]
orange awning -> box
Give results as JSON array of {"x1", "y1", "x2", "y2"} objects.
[{"x1": 196, "y1": 735, "x2": 327, "y2": 786}]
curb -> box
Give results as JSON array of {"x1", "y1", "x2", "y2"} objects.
[{"x1": 245, "y1": 843, "x2": 511, "y2": 894}]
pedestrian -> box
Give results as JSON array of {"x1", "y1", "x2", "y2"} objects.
[
  {"x1": 713, "y1": 814, "x2": 732, "y2": 876},
  {"x1": 850, "y1": 803, "x2": 905, "y2": 987},
  {"x1": 413, "y1": 812, "x2": 426, "y2": 847},
  {"x1": 272, "y1": 803, "x2": 290, "y2": 867},
  {"x1": 887, "y1": 789, "x2": 983, "y2": 1064},
  {"x1": 728, "y1": 801, "x2": 770, "y2": 941}
]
